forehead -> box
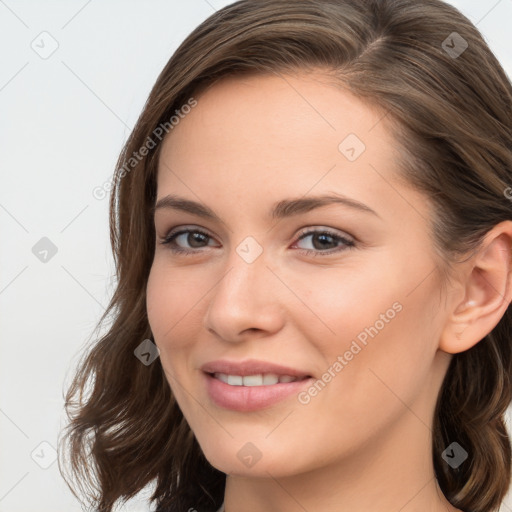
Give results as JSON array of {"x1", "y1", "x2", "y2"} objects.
[
  {"x1": 156, "y1": 72, "x2": 425, "y2": 228},
  {"x1": 163, "y1": 71, "x2": 391, "y2": 154}
]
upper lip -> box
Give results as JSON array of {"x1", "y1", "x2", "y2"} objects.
[{"x1": 201, "y1": 359, "x2": 312, "y2": 378}]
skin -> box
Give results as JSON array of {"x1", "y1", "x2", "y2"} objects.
[{"x1": 146, "y1": 71, "x2": 512, "y2": 512}]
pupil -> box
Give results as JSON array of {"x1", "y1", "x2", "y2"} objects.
[
  {"x1": 189, "y1": 232, "x2": 207, "y2": 248},
  {"x1": 313, "y1": 234, "x2": 334, "y2": 250}
]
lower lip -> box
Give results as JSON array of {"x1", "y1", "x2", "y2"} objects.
[{"x1": 203, "y1": 372, "x2": 313, "y2": 412}]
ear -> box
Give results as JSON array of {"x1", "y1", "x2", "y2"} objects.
[{"x1": 440, "y1": 221, "x2": 512, "y2": 354}]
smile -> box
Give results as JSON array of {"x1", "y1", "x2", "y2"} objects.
[{"x1": 211, "y1": 372, "x2": 309, "y2": 386}]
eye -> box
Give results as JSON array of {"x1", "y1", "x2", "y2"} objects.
[
  {"x1": 160, "y1": 227, "x2": 218, "y2": 254},
  {"x1": 159, "y1": 226, "x2": 356, "y2": 257},
  {"x1": 292, "y1": 228, "x2": 355, "y2": 256}
]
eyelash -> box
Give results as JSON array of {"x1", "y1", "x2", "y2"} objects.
[{"x1": 159, "y1": 226, "x2": 356, "y2": 257}]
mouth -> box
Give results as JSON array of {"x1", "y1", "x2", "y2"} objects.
[
  {"x1": 200, "y1": 359, "x2": 314, "y2": 411},
  {"x1": 200, "y1": 358, "x2": 313, "y2": 380},
  {"x1": 207, "y1": 372, "x2": 311, "y2": 386}
]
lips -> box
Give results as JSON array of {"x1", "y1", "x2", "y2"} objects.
[
  {"x1": 201, "y1": 359, "x2": 314, "y2": 411},
  {"x1": 201, "y1": 359, "x2": 312, "y2": 379}
]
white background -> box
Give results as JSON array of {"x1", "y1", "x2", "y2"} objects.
[{"x1": 1, "y1": 1, "x2": 511, "y2": 511}]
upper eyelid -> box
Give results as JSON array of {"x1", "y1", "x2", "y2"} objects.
[
  {"x1": 162, "y1": 224, "x2": 351, "y2": 236},
  {"x1": 164, "y1": 225, "x2": 215, "y2": 239}
]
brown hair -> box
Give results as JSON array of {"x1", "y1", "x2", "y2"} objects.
[{"x1": 58, "y1": 1, "x2": 512, "y2": 511}]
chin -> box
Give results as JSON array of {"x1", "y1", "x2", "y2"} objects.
[{"x1": 196, "y1": 434, "x2": 314, "y2": 478}]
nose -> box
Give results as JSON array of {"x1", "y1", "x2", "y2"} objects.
[{"x1": 203, "y1": 246, "x2": 286, "y2": 343}]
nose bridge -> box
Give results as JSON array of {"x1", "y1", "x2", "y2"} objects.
[{"x1": 203, "y1": 237, "x2": 284, "y2": 340}]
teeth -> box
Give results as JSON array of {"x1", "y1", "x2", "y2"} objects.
[
  {"x1": 216, "y1": 373, "x2": 230, "y2": 384},
  {"x1": 263, "y1": 373, "x2": 279, "y2": 385},
  {"x1": 213, "y1": 373, "x2": 300, "y2": 386},
  {"x1": 243, "y1": 374, "x2": 263, "y2": 386},
  {"x1": 227, "y1": 375, "x2": 243, "y2": 386}
]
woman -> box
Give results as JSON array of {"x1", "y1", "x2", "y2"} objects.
[{"x1": 58, "y1": 1, "x2": 512, "y2": 511}]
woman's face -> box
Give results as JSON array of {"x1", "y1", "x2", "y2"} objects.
[{"x1": 146, "y1": 72, "x2": 455, "y2": 477}]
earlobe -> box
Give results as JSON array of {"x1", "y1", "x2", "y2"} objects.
[{"x1": 439, "y1": 221, "x2": 512, "y2": 355}]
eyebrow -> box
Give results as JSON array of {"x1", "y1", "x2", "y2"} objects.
[{"x1": 152, "y1": 193, "x2": 380, "y2": 221}]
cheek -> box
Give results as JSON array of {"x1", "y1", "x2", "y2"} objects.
[
  {"x1": 146, "y1": 263, "x2": 203, "y2": 409},
  {"x1": 295, "y1": 256, "x2": 440, "y2": 423},
  {"x1": 345, "y1": 312, "x2": 437, "y2": 435},
  {"x1": 146, "y1": 260, "x2": 205, "y2": 349},
  {"x1": 284, "y1": 253, "x2": 404, "y2": 352}
]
